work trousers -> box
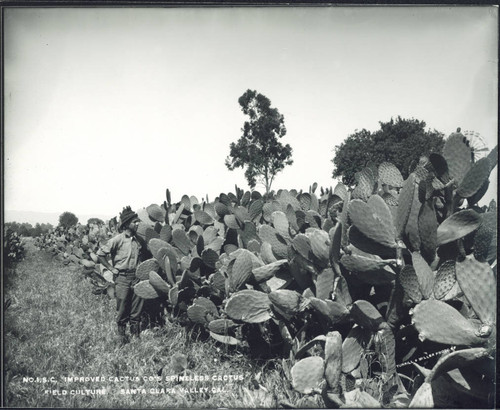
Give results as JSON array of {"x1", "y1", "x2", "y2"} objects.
[{"x1": 115, "y1": 271, "x2": 144, "y2": 328}]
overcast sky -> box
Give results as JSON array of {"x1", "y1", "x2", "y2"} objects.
[{"x1": 4, "y1": 6, "x2": 498, "y2": 223}]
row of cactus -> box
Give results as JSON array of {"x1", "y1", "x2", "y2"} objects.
[
  {"x1": 35, "y1": 222, "x2": 119, "y2": 295},
  {"x1": 4, "y1": 228, "x2": 26, "y2": 267},
  {"x1": 36, "y1": 129, "x2": 497, "y2": 408}
]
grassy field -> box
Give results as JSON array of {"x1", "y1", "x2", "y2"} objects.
[{"x1": 4, "y1": 239, "x2": 299, "y2": 408}]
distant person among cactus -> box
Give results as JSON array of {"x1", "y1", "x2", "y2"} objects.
[{"x1": 97, "y1": 206, "x2": 143, "y2": 345}]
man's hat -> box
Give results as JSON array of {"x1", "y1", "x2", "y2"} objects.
[{"x1": 119, "y1": 206, "x2": 139, "y2": 229}]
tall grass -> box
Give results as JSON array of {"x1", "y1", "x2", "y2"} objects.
[{"x1": 4, "y1": 240, "x2": 298, "y2": 408}]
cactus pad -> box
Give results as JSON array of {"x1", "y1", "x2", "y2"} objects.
[
  {"x1": 399, "y1": 265, "x2": 423, "y2": 304},
  {"x1": 297, "y1": 192, "x2": 312, "y2": 211},
  {"x1": 308, "y1": 228, "x2": 330, "y2": 266},
  {"x1": 258, "y1": 225, "x2": 288, "y2": 259},
  {"x1": 428, "y1": 347, "x2": 490, "y2": 382},
  {"x1": 134, "y1": 280, "x2": 160, "y2": 299},
  {"x1": 456, "y1": 157, "x2": 491, "y2": 198},
  {"x1": 248, "y1": 199, "x2": 263, "y2": 222},
  {"x1": 233, "y1": 206, "x2": 250, "y2": 224},
  {"x1": 187, "y1": 297, "x2": 219, "y2": 324},
  {"x1": 334, "y1": 182, "x2": 348, "y2": 201},
  {"x1": 382, "y1": 191, "x2": 399, "y2": 208},
  {"x1": 144, "y1": 227, "x2": 160, "y2": 244},
  {"x1": 294, "y1": 335, "x2": 327, "y2": 360},
  {"x1": 278, "y1": 189, "x2": 301, "y2": 210},
  {"x1": 172, "y1": 228, "x2": 193, "y2": 255},
  {"x1": 334, "y1": 275, "x2": 353, "y2": 306},
  {"x1": 340, "y1": 251, "x2": 391, "y2": 272},
  {"x1": 285, "y1": 204, "x2": 300, "y2": 232},
  {"x1": 269, "y1": 289, "x2": 306, "y2": 319},
  {"x1": 146, "y1": 204, "x2": 166, "y2": 222},
  {"x1": 330, "y1": 222, "x2": 342, "y2": 265},
  {"x1": 159, "y1": 224, "x2": 172, "y2": 243},
  {"x1": 271, "y1": 211, "x2": 290, "y2": 239},
  {"x1": 68, "y1": 254, "x2": 80, "y2": 264},
  {"x1": 149, "y1": 271, "x2": 170, "y2": 295},
  {"x1": 433, "y1": 260, "x2": 456, "y2": 300},
  {"x1": 187, "y1": 305, "x2": 209, "y2": 324},
  {"x1": 342, "y1": 326, "x2": 370, "y2": 373},
  {"x1": 442, "y1": 132, "x2": 472, "y2": 185},
  {"x1": 405, "y1": 185, "x2": 422, "y2": 251},
  {"x1": 315, "y1": 268, "x2": 335, "y2": 300},
  {"x1": 410, "y1": 299, "x2": 486, "y2": 346},
  {"x1": 262, "y1": 202, "x2": 276, "y2": 222},
  {"x1": 136, "y1": 258, "x2": 160, "y2": 281},
  {"x1": 429, "y1": 153, "x2": 450, "y2": 180},
  {"x1": 409, "y1": 381, "x2": 433, "y2": 408},
  {"x1": 224, "y1": 214, "x2": 241, "y2": 230},
  {"x1": 194, "y1": 210, "x2": 214, "y2": 225},
  {"x1": 291, "y1": 356, "x2": 325, "y2": 394},
  {"x1": 178, "y1": 194, "x2": 191, "y2": 211},
  {"x1": 437, "y1": 209, "x2": 481, "y2": 246},
  {"x1": 473, "y1": 212, "x2": 497, "y2": 262},
  {"x1": 292, "y1": 234, "x2": 313, "y2": 261},
  {"x1": 350, "y1": 300, "x2": 385, "y2": 331},
  {"x1": 467, "y1": 178, "x2": 490, "y2": 206},
  {"x1": 367, "y1": 194, "x2": 394, "y2": 229},
  {"x1": 137, "y1": 208, "x2": 155, "y2": 226},
  {"x1": 455, "y1": 255, "x2": 496, "y2": 325},
  {"x1": 225, "y1": 290, "x2": 271, "y2": 323},
  {"x1": 239, "y1": 221, "x2": 259, "y2": 249},
  {"x1": 209, "y1": 271, "x2": 226, "y2": 294},
  {"x1": 228, "y1": 250, "x2": 253, "y2": 292},
  {"x1": 309, "y1": 297, "x2": 350, "y2": 325},
  {"x1": 148, "y1": 238, "x2": 170, "y2": 260},
  {"x1": 201, "y1": 248, "x2": 219, "y2": 269},
  {"x1": 206, "y1": 237, "x2": 224, "y2": 253},
  {"x1": 411, "y1": 252, "x2": 434, "y2": 299},
  {"x1": 208, "y1": 318, "x2": 237, "y2": 335},
  {"x1": 202, "y1": 225, "x2": 217, "y2": 244},
  {"x1": 379, "y1": 161, "x2": 404, "y2": 187},
  {"x1": 246, "y1": 238, "x2": 261, "y2": 254},
  {"x1": 214, "y1": 202, "x2": 230, "y2": 219},
  {"x1": 374, "y1": 327, "x2": 396, "y2": 375},
  {"x1": 260, "y1": 241, "x2": 278, "y2": 264},
  {"x1": 252, "y1": 259, "x2": 288, "y2": 283},
  {"x1": 348, "y1": 199, "x2": 397, "y2": 248},
  {"x1": 324, "y1": 331, "x2": 343, "y2": 392},
  {"x1": 80, "y1": 259, "x2": 95, "y2": 268},
  {"x1": 352, "y1": 171, "x2": 374, "y2": 202},
  {"x1": 418, "y1": 200, "x2": 437, "y2": 264},
  {"x1": 209, "y1": 331, "x2": 240, "y2": 345},
  {"x1": 348, "y1": 226, "x2": 396, "y2": 259}
]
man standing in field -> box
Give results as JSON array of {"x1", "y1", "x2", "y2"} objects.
[{"x1": 97, "y1": 206, "x2": 143, "y2": 345}]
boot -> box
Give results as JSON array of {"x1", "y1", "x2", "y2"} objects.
[{"x1": 117, "y1": 324, "x2": 129, "y2": 345}]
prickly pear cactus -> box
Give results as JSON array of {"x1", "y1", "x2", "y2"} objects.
[
  {"x1": 410, "y1": 299, "x2": 487, "y2": 346},
  {"x1": 225, "y1": 290, "x2": 271, "y2": 323},
  {"x1": 291, "y1": 356, "x2": 325, "y2": 394},
  {"x1": 40, "y1": 137, "x2": 496, "y2": 409}
]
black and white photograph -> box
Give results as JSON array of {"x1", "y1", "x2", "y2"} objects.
[{"x1": 3, "y1": 4, "x2": 498, "y2": 408}]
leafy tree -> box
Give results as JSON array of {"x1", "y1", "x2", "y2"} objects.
[
  {"x1": 332, "y1": 116, "x2": 445, "y2": 186},
  {"x1": 5, "y1": 222, "x2": 31, "y2": 236},
  {"x1": 58, "y1": 212, "x2": 78, "y2": 229},
  {"x1": 32, "y1": 223, "x2": 53, "y2": 237},
  {"x1": 226, "y1": 89, "x2": 293, "y2": 194}
]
